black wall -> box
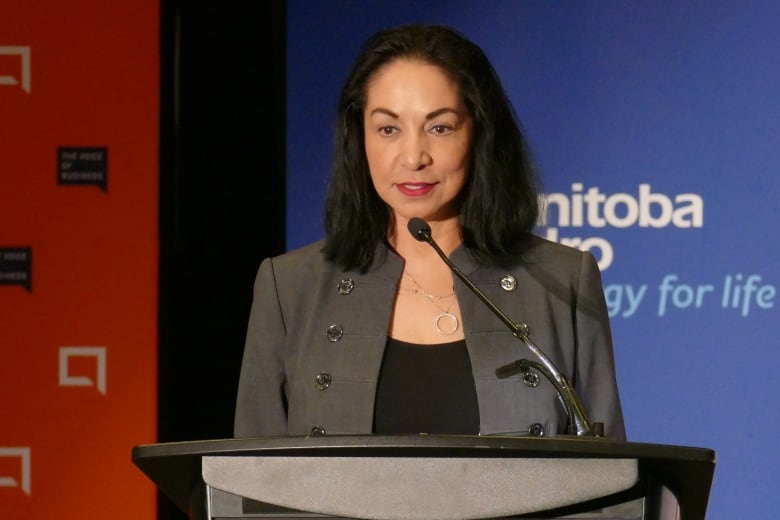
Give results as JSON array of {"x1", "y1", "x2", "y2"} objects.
[{"x1": 158, "y1": 2, "x2": 286, "y2": 518}]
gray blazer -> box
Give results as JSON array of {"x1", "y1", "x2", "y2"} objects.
[{"x1": 234, "y1": 236, "x2": 625, "y2": 440}]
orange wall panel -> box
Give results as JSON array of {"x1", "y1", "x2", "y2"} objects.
[{"x1": 0, "y1": 2, "x2": 159, "y2": 518}]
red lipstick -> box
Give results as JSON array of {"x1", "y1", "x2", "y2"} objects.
[{"x1": 396, "y1": 182, "x2": 436, "y2": 197}]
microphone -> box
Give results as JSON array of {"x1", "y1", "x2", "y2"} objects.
[
  {"x1": 407, "y1": 217, "x2": 433, "y2": 242},
  {"x1": 406, "y1": 217, "x2": 600, "y2": 437}
]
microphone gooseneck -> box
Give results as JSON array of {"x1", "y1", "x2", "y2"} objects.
[
  {"x1": 407, "y1": 219, "x2": 529, "y2": 339},
  {"x1": 406, "y1": 217, "x2": 599, "y2": 437}
]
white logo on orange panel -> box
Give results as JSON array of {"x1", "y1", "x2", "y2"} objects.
[
  {"x1": 0, "y1": 447, "x2": 31, "y2": 496},
  {"x1": 58, "y1": 346, "x2": 107, "y2": 395},
  {"x1": 0, "y1": 46, "x2": 31, "y2": 94}
]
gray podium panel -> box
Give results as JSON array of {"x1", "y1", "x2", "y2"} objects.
[
  {"x1": 132, "y1": 435, "x2": 715, "y2": 520},
  {"x1": 204, "y1": 456, "x2": 638, "y2": 520}
]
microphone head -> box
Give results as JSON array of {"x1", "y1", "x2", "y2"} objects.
[{"x1": 407, "y1": 218, "x2": 432, "y2": 242}]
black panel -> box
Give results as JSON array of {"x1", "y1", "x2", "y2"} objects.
[{"x1": 158, "y1": 1, "x2": 286, "y2": 518}]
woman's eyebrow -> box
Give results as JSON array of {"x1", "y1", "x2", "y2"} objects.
[{"x1": 367, "y1": 107, "x2": 461, "y2": 119}]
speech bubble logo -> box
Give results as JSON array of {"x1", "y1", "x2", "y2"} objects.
[
  {"x1": 57, "y1": 147, "x2": 108, "y2": 192},
  {"x1": 0, "y1": 46, "x2": 31, "y2": 94},
  {"x1": 0, "y1": 447, "x2": 31, "y2": 496},
  {"x1": 0, "y1": 247, "x2": 32, "y2": 292},
  {"x1": 58, "y1": 347, "x2": 107, "y2": 395}
]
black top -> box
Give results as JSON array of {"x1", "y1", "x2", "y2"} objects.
[{"x1": 373, "y1": 337, "x2": 479, "y2": 434}]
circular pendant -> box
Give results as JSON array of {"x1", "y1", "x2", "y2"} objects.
[{"x1": 434, "y1": 312, "x2": 459, "y2": 335}]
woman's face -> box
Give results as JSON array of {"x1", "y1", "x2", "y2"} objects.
[{"x1": 363, "y1": 59, "x2": 473, "y2": 227}]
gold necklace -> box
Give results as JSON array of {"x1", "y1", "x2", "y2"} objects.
[{"x1": 401, "y1": 272, "x2": 459, "y2": 335}]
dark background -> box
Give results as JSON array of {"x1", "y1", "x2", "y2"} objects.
[{"x1": 158, "y1": 2, "x2": 286, "y2": 518}]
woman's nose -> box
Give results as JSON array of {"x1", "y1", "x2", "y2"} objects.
[{"x1": 400, "y1": 134, "x2": 432, "y2": 170}]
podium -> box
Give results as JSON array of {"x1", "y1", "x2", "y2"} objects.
[{"x1": 132, "y1": 435, "x2": 715, "y2": 520}]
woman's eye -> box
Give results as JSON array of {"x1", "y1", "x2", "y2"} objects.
[
  {"x1": 429, "y1": 124, "x2": 453, "y2": 135},
  {"x1": 378, "y1": 126, "x2": 398, "y2": 136}
]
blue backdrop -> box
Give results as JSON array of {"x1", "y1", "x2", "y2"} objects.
[{"x1": 286, "y1": 2, "x2": 779, "y2": 518}]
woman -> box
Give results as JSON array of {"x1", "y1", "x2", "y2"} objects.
[{"x1": 234, "y1": 25, "x2": 625, "y2": 440}]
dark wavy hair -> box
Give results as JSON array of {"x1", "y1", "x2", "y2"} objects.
[{"x1": 323, "y1": 24, "x2": 540, "y2": 271}]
